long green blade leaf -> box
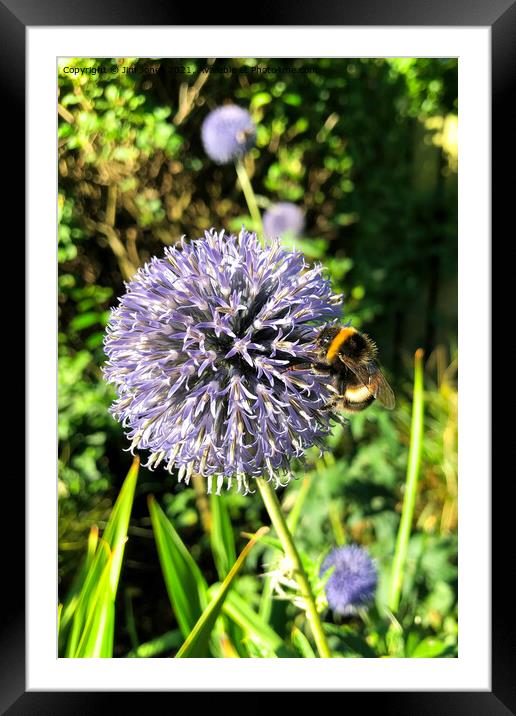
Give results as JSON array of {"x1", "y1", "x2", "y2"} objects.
[
  {"x1": 148, "y1": 495, "x2": 208, "y2": 638},
  {"x1": 209, "y1": 493, "x2": 236, "y2": 579},
  {"x1": 223, "y1": 590, "x2": 289, "y2": 657},
  {"x1": 63, "y1": 457, "x2": 139, "y2": 657},
  {"x1": 60, "y1": 524, "x2": 99, "y2": 639},
  {"x1": 388, "y1": 349, "x2": 425, "y2": 612},
  {"x1": 74, "y1": 547, "x2": 118, "y2": 658},
  {"x1": 291, "y1": 626, "x2": 316, "y2": 658},
  {"x1": 175, "y1": 527, "x2": 268, "y2": 658}
]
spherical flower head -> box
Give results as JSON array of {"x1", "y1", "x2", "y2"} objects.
[
  {"x1": 321, "y1": 545, "x2": 377, "y2": 615},
  {"x1": 201, "y1": 105, "x2": 256, "y2": 164},
  {"x1": 104, "y1": 228, "x2": 342, "y2": 494},
  {"x1": 263, "y1": 202, "x2": 305, "y2": 240}
]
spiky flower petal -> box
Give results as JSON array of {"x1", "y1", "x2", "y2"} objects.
[{"x1": 104, "y1": 228, "x2": 342, "y2": 493}]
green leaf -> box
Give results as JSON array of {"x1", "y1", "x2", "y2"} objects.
[
  {"x1": 284, "y1": 93, "x2": 302, "y2": 106},
  {"x1": 223, "y1": 590, "x2": 288, "y2": 657},
  {"x1": 148, "y1": 495, "x2": 208, "y2": 638},
  {"x1": 324, "y1": 623, "x2": 378, "y2": 658},
  {"x1": 74, "y1": 547, "x2": 118, "y2": 657},
  {"x1": 209, "y1": 493, "x2": 236, "y2": 579},
  {"x1": 291, "y1": 626, "x2": 316, "y2": 658},
  {"x1": 99, "y1": 457, "x2": 139, "y2": 594},
  {"x1": 104, "y1": 85, "x2": 119, "y2": 104},
  {"x1": 385, "y1": 619, "x2": 405, "y2": 657},
  {"x1": 126, "y1": 630, "x2": 183, "y2": 658},
  {"x1": 70, "y1": 311, "x2": 103, "y2": 331},
  {"x1": 279, "y1": 236, "x2": 329, "y2": 259},
  {"x1": 59, "y1": 524, "x2": 99, "y2": 637},
  {"x1": 63, "y1": 457, "x2": 139, "y2": 657},
  {"x1": 241, "y1": 530, "x2": 283, "y2": 553},
  {"x1": 251, "y1": 92, "x2": 272, "y2": 109},
  {"x1": 410, "y1": 637, "x2": 448, "y2": 658},
  {"x1": 175, "y1": 527, "x2": 267, "y2": 658}
]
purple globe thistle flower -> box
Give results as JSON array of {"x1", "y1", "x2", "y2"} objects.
[
  {"x1": 104, "y1": 228, "x2": 342, "y2": 494},
  {"x1": 263, "y1": 202, "x2": 305, "y2": 240},
  {"x1": 321, "y1": 545, "x2": 377, "y2": 615},
  {"x1": 201, "y1": 105, "x2": 256, "y2": 165}
]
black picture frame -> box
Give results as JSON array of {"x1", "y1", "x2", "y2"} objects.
[{"x1": 5, "y1": 0, "x2": 509, "y2": 711}]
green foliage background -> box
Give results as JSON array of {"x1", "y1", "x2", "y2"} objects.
[{"x1": 58, "y1": 57, "x2": 458, "y2": 657}]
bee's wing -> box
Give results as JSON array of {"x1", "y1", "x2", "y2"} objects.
[
  {"x1": 373, "y1": 372, "x2": 396, "y2": 410},
  {"x1": 338, "y1": 356, "x2": 396, "y2": 410}
]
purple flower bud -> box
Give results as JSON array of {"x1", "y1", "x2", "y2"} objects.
[
  {"x1": 263, "y1": 202, "x2": 305, "y2": 240},
  {"x1": 321, "y1": 545, "x2": 377, "y2": 615},
  {"x1": 201, "y1": 106, "x2": 256, "y2": 165},
  {"x1": 104, "y1": 229, "x2": 342, "y2": 494}
]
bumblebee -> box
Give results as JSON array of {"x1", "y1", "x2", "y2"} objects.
[{"x1": 315, "y1": 325, "x2": 395, "y2": 413}]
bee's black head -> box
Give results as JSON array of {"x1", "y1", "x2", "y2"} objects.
[{"x1": 316, "y1": 325, "x2": 341, "y2": 351}]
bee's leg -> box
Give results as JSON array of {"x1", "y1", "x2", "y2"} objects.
[
  {"x1": 321, "y1": 401, "x2": 335, "y2": 412},
  {"x1": 320, "y1": 394, "x2": 344, "y2": 412},
  {"x1": 286, "y1": 361, "x2": 329, "y2": 374},
  {"x1": 286, "y1": 362, "x2": 311, "y2": 372}
]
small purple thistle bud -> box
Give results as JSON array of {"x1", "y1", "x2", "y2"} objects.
[
  {"x1": 321, "y1": 545, "x2": 377, "y2": 615},
  {"x1": 263, "y1": 202, "x2": 305, "y2": 240},
  {"x1": 201, "y1": 105, "x2": 256, "y2": 165},
  {"x1": 104, "y1": 228, "x2": 342, "y2": 494}
]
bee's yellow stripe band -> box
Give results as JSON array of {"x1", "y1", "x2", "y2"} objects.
[
  {"x1": 326, "y1": 327, "x2": 355, "y2": 362},
  {"x1": 345, "y1": 385, "x2": 371, "y2": 402}
]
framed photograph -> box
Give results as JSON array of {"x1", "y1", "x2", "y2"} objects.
[{"x1": 4, "y1": 0, "x2": 509, "y2": 710}]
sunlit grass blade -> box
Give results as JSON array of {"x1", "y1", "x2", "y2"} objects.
[
  {"x1": 223, "y1": 590, "x2": 289, "y2": 657},
  {"x1": 99, "y1": 457, "x2": 140, "y2": 594},
  {"x1": 202, "y1": 590, "x2": 244, "y2": 658},
  {"x1": 242, "y1": 530, "x2": 283, "y2": 552},
  {"x1": 59, "y1": 524, "x2": 99, "y2": 639},
  {"x1": 385, "y1": 615, "x2": 405, "y2": 656},
  {"x1": 148, "y1": 495, "x2": 208, "y2": 638},
  {"x1": 209, "y1": 492, "x2": 236, "y2": 579},
  {"x1": 175, "y1": 527, "x2": 268, "y2": 658},
  {"x1": 218, "y1": 632, "x2": 241, "y2": 657},
  {"x1": 388, "y1": 349, "x2": 425, "y2": 613},
  {"x1": 74, "y1": 545, "x2": 119, "y2": 657},
  {"x1": 62, "y1": 457, "x2": 139, "y2": 657},
  {"x1": 291, "y1": 625, "x2": 316, "y2": 658}
]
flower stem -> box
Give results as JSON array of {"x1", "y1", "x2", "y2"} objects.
[
  {"x1": 235, "y1": 159, "x2": 263, "y2": 238},
  {"x1": 388, "y1": 348, "x2": 425, "y2": 613},
  {"x1": 192, "y1": 473, "x2": 212, "y2": 534},
  {"x1": 256, "y1": 477, "x2": 332, "y2": 658}
]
